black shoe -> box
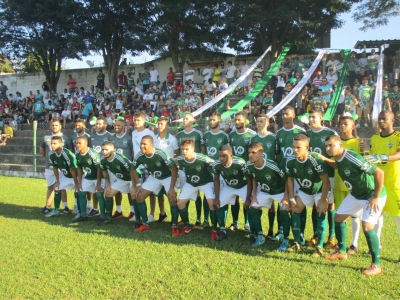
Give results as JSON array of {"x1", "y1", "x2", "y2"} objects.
[
  {"x1": 216, "y1": 231, "x2": 227, "y2": 241},
  {"x1": 63, "y1": 206, "x2": 71, "y2": 215},
  {"x1": 72, "y1": 216, "x2": 88, "y2": 223},
  {"x1": 95, "y1": 218, "x2": 106, "y2": 225},
  {"x1": 157, "y1": 213, "x2": 168, "y2": 222},
  {"x1": 40, "y1": 206, "x2": 51, "y2": 214},
  {"x1": 99, "y1": 219, "x2": 113, "y2": 225},
  {"x1": 248, "y1": 235, "x2": 256, "y2": 245}
]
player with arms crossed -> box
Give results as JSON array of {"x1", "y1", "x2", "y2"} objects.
[
  {"x1": 244, "y1": 142, "x2": 287, "y2": 247},
  {"x1": 131, "y1": 136, "x2": 178, "y2": 234},
  {"x1": 212, "y1": 145, "x2": 252, "y2": 241},
  {"x1": 323, "y1": 135, "x2": 386, "y2": 275},
  {"x1": 286, "y1": 134, "x2": 330, "y2": 257}
]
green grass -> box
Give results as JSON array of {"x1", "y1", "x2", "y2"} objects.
[{"x1": 0, "y1": 176, "x2": 399, "y2": 299}]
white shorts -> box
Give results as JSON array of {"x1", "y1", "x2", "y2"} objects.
[
  {"x1": 252, "y1": 187, "x2": 285, "y2": 209},
  {"x1": 178, "y1": 182, "x2": 214, "y2": 201},
  {"x1": 142, "y1": 175, "x2": 174, "y2": 195},
  {"x1": 55, "y1": 173, "x2": 75, "y2": 191},
  {"x1": 109, "y1": 172, "x2": 132, "y2": 194},
  {"x1": 45, "y1": 168, "x2": 57, "y2": 187},
  {"x1": 337, "y1": 194, "x2": 387, "y2": 225},
  {"x1": 81, "y1": 177, "x2": 96, "y2": 193},
  {"x1": 220, "y1": 184, "x2": 248, "y2": 207},
  {"x1": 296, "y1": 190, "x2": 323, "y2": 208},
  {"x1": 329, "y1": 177, "x2": 334, "y2": 204},
  {"x1": 178, "y1": 170, "x2": 186, "y2": 188}
]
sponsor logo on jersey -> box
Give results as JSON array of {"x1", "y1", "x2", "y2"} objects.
[
  {"x1": 116, "y1": 149, "x2": 123, "y2": 154},
  {"x1": 344, "y1": 167, "x2": 350, "y2": 176},
  {"x1": 388, "y1": 142, "x2": 393, "y2": 149},
  {"x1": 85, "y1": 167, "x2": 92, "y2": 174}
]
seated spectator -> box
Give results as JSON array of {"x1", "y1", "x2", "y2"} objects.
[
  {"x1": 61, "y1": 106, "x2": 71, "y2": 128},
  {"x1": 71, "y1": 97, "x2": 81, "y2": 122},
  {"x1": 0, "y1": 122, "x2": 13, "y2": 145}
]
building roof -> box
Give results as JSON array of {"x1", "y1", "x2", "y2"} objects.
[{"x1": 354, "y1": 39, "x2": 400, "y2": 49}]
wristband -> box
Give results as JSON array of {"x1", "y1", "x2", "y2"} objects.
[
  {"x1": 136, "y1": 183, "x2": 141, "y2": 187},
  {"x1": 289, "y1": 197, "x2": 295, "y2": 203}
]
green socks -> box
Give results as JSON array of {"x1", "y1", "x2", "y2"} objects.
[
  {"x1": 137, "y1": 202, "x2": 148, "y2": 225},
  {"x1": 170, "y1": 205, "x2": 179, "y2": 226},
  {"x1": 77, "y1": 191, "x2": 87, "y2": 217},
  {"x1": 209, "y1": 210, "x2": 217, "y2": 230},
  {"x1": 231, "y1": 200, "x2": 240, "y2": 225},
  {"x1": 217, "y1": 205, "x2": 228, "y2": 232},
  {"x1": 268, "y1": 210, "x2": 275, "y2": 233},
  {"x1": 249, "y1": 207, "x2": 263, "y2": 235},
  {"x1": 54, "y1": 192, "x2": 61, "y2": 210},
  {"x1": 195, "y1": 195, "x2": 202, "y2": 221},
  {"x1": 300, "y1": 208, "x2": 307, "y2": 236},
  {"x1": 291, "y1": 212, "x2": 301, "y2": 243},
  {"x1": 132, "y1": 199, "x2": 140, "y2": 224},
  {"x1": 335, "y1": 221, "x2": 347, "y2": 253},
  {"x1": 276, "y1": 205, "x2": 282, "y2": 234},
  {"x1": 96, "y1": 192, "x2": 106, "y2": 219},
  {"x1": 316, "y1": 213, "x2": 327, "y2": 248},
  {"x1": 243, "y1": 206, "x2": 249, "y2": 226},
  {"x1": 280, "y1": 209, "x2": 291, "y2": 240},
  {"x1": 364, "y1": 229, "x2": 381, "y2": 266},
  {"x1": 105, "y1": 197, "x2": 113, "y2": 219},
  {"x1": 203, "y1": 197, "x2": 210, "y2": 223},
  {"x1": 179, "y1": 206, "x2": 190, "y2": 227},
  {"x1": 328, "y1": 209, "x2": 336, "y2": 239},
  {"x1": 312, "y1": 207, "x2": 317, "y2": 236}
]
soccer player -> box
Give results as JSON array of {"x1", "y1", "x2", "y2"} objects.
[
  {"x1": 131, "y1": 136, "x2": 178, "y2": 234},
  {"x1": 88, "y1": 116, "x2": 114, "y2": 217},
  {"x1": 201, "y1": 112, "x2": 230, "y2": 160},
  {"x1": 154, "y1": 116, "x2": 179, "y2": 222},
  {"x1": 365, "y1": 110, "x2": 400, "y2": 264},
  {"x1": 99, "y1": 142, "x2": 136, "y2": 225},
  {"x1": 274, "y1": 106, "x2": 306, "y2": 242},
  {"x1": 229, "y1": 110, "x2": 256, "y2": 232},
  {"x1": 307, "y1": 109, "x2": 338, "y2": 249},
  {"x1": 45, "y1": 136, "x2": 79, "y2": 217},
  {"x1": 250, "y1": 114, "x2": 278, "y2": 238},
  {"x1": 112, "y1": 118, "x2": 135, "y2": 220},
  {"x1": 74, "y1": 136, "x2": 101, "y2": 222},
  {"x1": 212, "y1": 145, "x2": 252, "y2": 241},
  {"x1": 323, "y1": 135, "x2": 386, "y2": 275},
  {"x1": 176, "y1": 112, "x2": 206, "y2": 228},
  {"x1": 177, "y1": 138, "x2": 217, "y2": 238},
  {"x1": 131, "y1": 111, "x2": 157, "y2": 223},
  {"x1": 286, "y1": 134, "x2": 330, "y2": 257},
  {"x1": 39, "y1": 119, "x2": 73, "y2": 214},
  {"x1": 244, "y1": 142, "x2": 286, "y2": 247}
]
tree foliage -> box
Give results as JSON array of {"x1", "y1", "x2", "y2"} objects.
[{"x1": 0, "y1": 0, "x2": 88, "y2": 91}]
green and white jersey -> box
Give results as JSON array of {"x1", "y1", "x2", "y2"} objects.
[
  {"x1": 49, "y1": 148, "x2": 78, "y2": 178},
  {"x1": 201, "y1": 130, "x2": 230, "y2": 160},
  {"x1": 286, "y1": 152, "x2": 327, "y2": 195},
  {"x1": 336, "y1": 150, "x2": 386, "y2": 199},
  {"x1": 250, "y1": 132, "x2": 278, "y2": 161},
  {"x1": 212, "y1": 156, "x2": 247, "y2": 189},
  {"x1": 358, "y1": 85, "x2": 373, "y2": 106},
  {"x1": 112, "y1": 133, "x2": 133, "y2": 161},
  {"x1": 276, "y1": 125, "x2": 306, "y2": 169},
  {"x1": 70, "y1": 132, "x2": 91, "y2": 153},
  {"x1": 132, "y1": 148, "x2": 175, "y2": 180},
  {"x1": 177, "y1": 153, "x2": 214, "y2": 186},
  {"x1": 41, "y1": 132, "x2": 72, "y2": 169},
  {"x1": 307, "y1": 127, "x2": 337, "y2": 177},
  {"x1": 176, "y1": 128, "x2": 203, "y2": 154},
  {"x1": 229, "y1": 128, "x2": 256, "y2": 161},
  {"x1": 90, "y1": 131, "x2": 114, "y2": 154},
  {"x1": 76, "y1": 147, "x2": 101, "y2": 180},
  {"x1": 244, "y1": 159, "x2": 286, "y2": 195},
  {"x1": 312, "y1": 96, "x2": 325, "y2": 112},
  {"x1": 100, "y1": 153, "x2": 133, "y2": 181}
]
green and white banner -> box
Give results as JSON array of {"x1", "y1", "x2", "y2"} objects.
[{"x1": 371, "y1": 44, "x2": 388, "y2": 122}]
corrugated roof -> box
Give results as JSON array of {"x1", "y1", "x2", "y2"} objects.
[{"x1": 354, "y1": 39, "x2": 400, "y2": 49}]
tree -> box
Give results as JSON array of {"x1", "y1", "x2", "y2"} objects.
[
  {"x1": 0, "y1": 0, "x2": 88, "y2": 91},
  {"x1": 352, "y1": 0, "x2": 400, "y2": 31},
  {"x1": 81, "y1": 0, "x2": 152, "y2": 89},
  {"x1": 146, "y1": 0, "x2": 225, "y2": 70}
]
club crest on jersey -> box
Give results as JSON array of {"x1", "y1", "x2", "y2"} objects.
[
  {"x1": 279, "y1": 138, "x2": 283, "y2": 143},
  {"x1": 103, "y1": 138, "x2": 108, "y2": 142},
  {"x1": 195, "y1": 165, "x2": 202, "y2": 171},
  {"x1": 156, "y1": 161, "x2": 161, "y2": 167},
  {"x1": 266, "y1": 142, "x2": 272, "y2": 149},
  {"x1": 388, "y1": 142, "x2": 393, "y2": 149},
  {"x1": 87, "y1": 160, "x2": 92, "y2": 165},
  {"x1": 231, "y1": 138, "x2": 234, "y2": 142},
  {"x1": 265, "y1": 173, "x2": 271, "y2": 181},
  {"x1": 293, "y1": 168, "x2": 297, "y2": 173},
  {"x1": 217, "y1": 138, "x2": 223, "y2": 145},
  {"x1": 321, "y1": 137, "x2": 326, "y2": 143},
  {"x1": 344, "y1": 167, "x2": 350, "y2": 176},
  {"x1": 116, "y1": 165, "x2": 120, "y2": 170},
  {"x1": 307, "y1": 168, "x2": 313, "y2": 175},
  {"x1": 233, "y1": 169, "x2": 238, "y2": 175},
  {"x1": 123, "y1": 140, "x2": 128, "y2": 145},
  {"x1": 144, "y1": 164, "x2": 148, "y2": 168}
]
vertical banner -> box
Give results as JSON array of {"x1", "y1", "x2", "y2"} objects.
[
  {"x1": 322, "y1": 49, "x2": 351, "y2": 121},
  {"x1": 371, "y1": 44, "x2": 388, "y2": 122}
]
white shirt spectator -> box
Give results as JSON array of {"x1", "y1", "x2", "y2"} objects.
[
  {"x1": 185, "y1": 68, "x2": 195, "y2": 82},
  {"x1": 132, "y1": 86, "x2": 144, "y2": 96},
  {"x1": 143, "y1": 93, "x2": 154, "y2": 101},
  {"x1": 219, "y1": 82, "x2": 228, "y2": 92},
  {"x1": 202, "y1": 68, "x2": 213, "y2": 82},
  {"x1": 358, "y1": 57, "x2": 368, "y2": 68},
  {"x1": 150, "y1": 69, "x2": 159, "y2": 82},
  {"x1": 226, "y1": 65, "x2": 237, "y2": 79},
  {"x1": 61, "y1": 109, "x2": 71, "y2": 119},
  {"x1": 326, "y1": 73, "x2": 338, "y2": 86},
  {"x1": 115, "y1": 99, "x2": 123, "y2": 110}
]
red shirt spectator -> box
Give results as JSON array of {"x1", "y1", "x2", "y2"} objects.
[
  {"x1": 174, "y1": 82, "x2": 183, "y2": 92},
  {"x1": 161, "y1": 107, "x2": 170, "y2": 117},
  {"x1": 166, "y1": 67, "x2": 175, "y2": 84},
  {"x1": 124, "y1": 113, "x2": 134, "y2": 127},
  {"x1": 67, "y1": 75, "x2": 77, "y2": 90},
  {"x1": 118, "y1": 71, "x2": 128, "y2": 87},
  {"x1": 71, "y1": 102, "x2": 81, "y2": 111}
]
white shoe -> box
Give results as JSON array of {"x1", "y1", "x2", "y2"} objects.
[
  {"x1": 72, "y1": 213, "x2": 81, "y2": 221},
  {"x1": 86, "y1": 207, "x2": 92, "y2": 214},
  {"x1": 147, "y1": 214, "x2": 156, "y2": 223},
  {"x1": 72, "y1": 206, "x2": 79, "y2": 214}
]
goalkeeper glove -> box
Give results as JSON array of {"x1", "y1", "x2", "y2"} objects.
[{"x1": 364, "y1": 154, "x2": 389, "y2": 164}]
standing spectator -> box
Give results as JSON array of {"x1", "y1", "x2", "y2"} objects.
[
  {"x1": 71, "y1": 97, "x2": 81, "y2": 122},
  {"x1": 174, "y1": 67, "x2": 183, "y2": 83},
  {"x1": 274, "y1": 71, "x2": 288, "y2": 104},
  {"x1": 42, "y1": 80, "x2": 50, "y2": 95},
  {"x1": 238, "y1": 59, "x2": 250, "y2": 93},
  {"x1": 0, "y1": 81, "x2": 8, "y2": 100},
  {"x1": 358, "y1": 51, "x2": 368, "y2": 70},
  {"x1": 319, "y1": 77, "x2": 333, "y2": 108},
  {"x1": 149, "y1": 65, "x2": 159, "y2": 87},
  {"x1": 184, "y1": 65, "x2": 195, "y2": 85},
  {"x1": 35, "y1": 90, "x2": 44, "y2": 101},
  {"x1": 253, "y1": 64, "x2": 264, "y2": 81},
  {"x1": 312, "y1": 71, "x2": 324, "y2": 88},
  {"x1": 205, "y1": 78, "x2": 216, "y2": 96},
  {"x1": 141, "y1": 67, "x2": 151, "y2": 91},
  {"x1": 348, "y1": 51, "x2": 359, "y2": 86},
  {"x1": 202, "y1": 63, "x2": 213, "y2": 83},
  {"x1": 96, "y1": 69, "x2": 105, "y2": 91},
  {"x1": 118, "y1": 71, "x2": 128, "y2": 87},
  {"x1": 213, "y1": 64, "x2": 221, "y2": 85},
  {"x1": 33, "y1": 98, "x2": 45, "y2": 121},
  {"x1": 225, "y1": 61, "x2": 237, "y2": 85},
  {"x1": 294, "y1": 54, "x2": 311, "y2": 76},
  {"x1": 367, "y1": 49, "x2": 379, "y2": 81},
  {"x1": 120, "y1": 58, "x2": 127, "y2": 65},
  {"x1": 393, "y1": 50, "x2": 400, "y2": 82},
  {"x1": 281, "y1": 58, "x2": 294, "y2": 77},
  {"x1": 166, "y1": 67, "x2": 175, "y2": 84},
  {"x1": 325, "y1": 54, "x2": 340, "y2": 74},
  {"x1": 67, "y1": 75, "x2": 77, "y2": 93}
]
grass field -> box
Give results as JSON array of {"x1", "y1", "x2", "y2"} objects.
[{"x1": 0, "y1": 176, "x2": 399, "y2": 299}]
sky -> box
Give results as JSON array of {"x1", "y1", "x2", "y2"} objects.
[{"x1": 64, "y1": 11, "x2": 400, "y2": 70}]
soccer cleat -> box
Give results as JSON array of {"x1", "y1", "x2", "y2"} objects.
[
  {"x1": 197, "y1": 221, "x2": 210, "y2": 230},
  {"x1": 132, "y1": 223, "x2": 141, "y2": 229},
  {"x1": 271, "y1": 233, "x2": 284, "y2": 242},
  {"x1": 95, "y1": 218, "x2": 106, "y2": 225},
  {"x1": 63, "y1": 206, "x2": 71, "y2": 215},
  {"x1": 229, "y1": 223, "x2": 239, "y2": 231},
  {"x1": 248, "y1": 235, "x2": 256, "y2": 245},
  {"x1": 45, "y1": 209, "x2": 60, "y2": 218},
  {"x1": 99, "y1": 219, "x2": 113, "y2": 225},
  {"x1": 277, "y1": 239, "x2": 289, "y2": 252},
  {"x1": 252, "y1": 235, "x2": 266, "y2": 247},
  {"x1": 87, "y1": 209, "x2": 99, "y2": 217},
  {"x1": 40, "y1": 206, "x2": 51, "y2": 214},
  {"x1": 216, "y1": 231, "x2": 227, "y2": 241},
  {"x1": 180, "y1": 226, "x2": 192, "y2": 235},
  {"x1": 178, "y1": 220, "x2": 185, "y2": 227},
  {"x1": 192, "y1": 221, "x2": 201, "y2": 229},
  {"x1": 266, "y1": 230, "x2": 274, "y2": 239},
  {"x1": 306, "y1": 236, "x2": 318, "y2": 246},
  {"x1": 72, "y1": 213, "x2": 81, "y2": 222},
  {"x1": 363, "y1": 264, "x2": 382, "y2": 276},
  {"x1": 128, "y1": 212, "x2": 136, "y2": 222},
  {"x1": 72, "y1": 206, "x2": 79, "y2": 214},
  {"x1": 86, "y1": 207, "x2": 92, "y2": 215},
  {"x1": 300, "y1": 233, "x2": 305, "y2": 246},
  {"x1": 72, "y1": 216, "x2": 88, "y2": 223},
  {"x1": 313, "y1": 246, "x2": 324, "y2": 258},
  {"x1": 133, "y1": 224, "x2": 150, "y2": 232},
  {"x1": 171, "y1": 226, "x2": 180, "y2": 237},
  {"x1": 287, "y1": 242, "x2": 301, "y2": 253},
  {"x1": 347, "y1": 244, "x2": 358, "y2": 255},
  {"x1": 157, "y1": 213, "x2": 168, "y2": 222},
  {"x1": 325, "y1": 251, "x2": 348, "y2": 260},
  {"x1": 244, "y1": 224, "x2": 251, "y2": 233},
  {"x1": 325, "y1": 237, "x2": 337, "y2": 249},
  {"x1": 112, "y1": 211, "x2": 124, "y2": 219},
  {"x1": 210, "y1": 230, "x2": 218, "y2": 240},
  {"x1": 397, "y1": 257, "x2": 400, "y2": 264},
  {"x1": 147, "y1": 214, "x2": 156, "y2": 223}
]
